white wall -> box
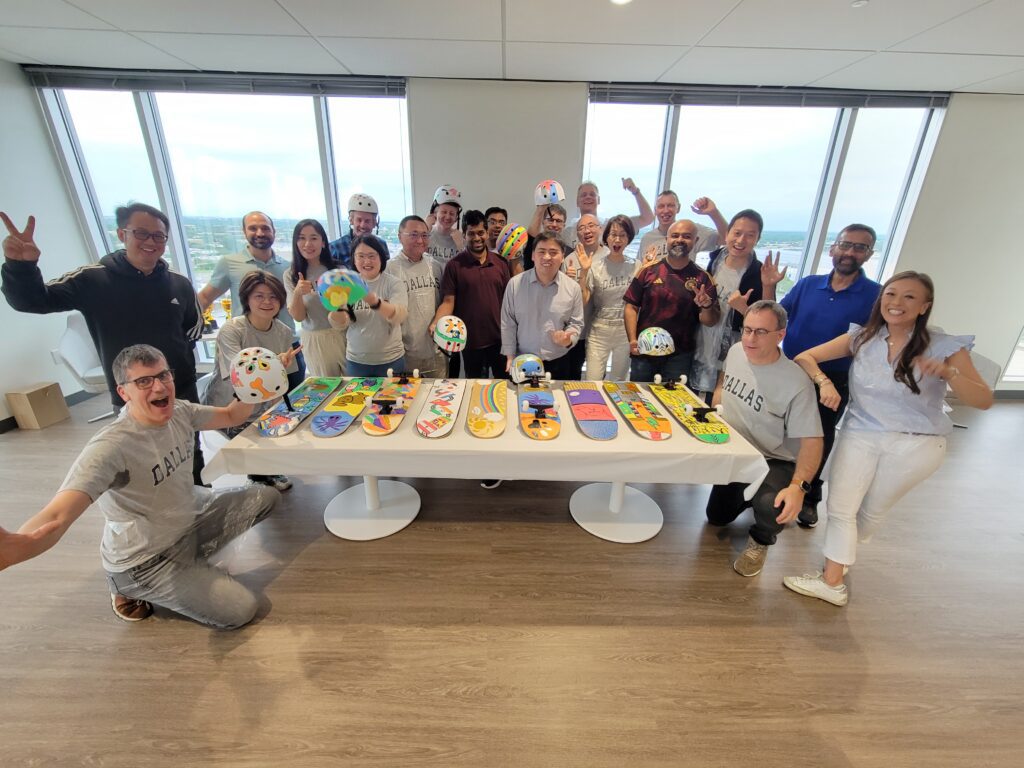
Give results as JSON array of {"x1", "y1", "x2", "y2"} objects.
[
  {"x1": 896, "y1": 92, "x2": 1024, "y2": 386},
  {"x1": 0, "y1": 61, "x2": 91, "y2": 420},
  {"x1": 407, "y1": 78, "x2": 588, "y2": 226}
]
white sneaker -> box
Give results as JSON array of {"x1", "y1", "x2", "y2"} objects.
[{"x1": 783, "y1": 572, "x2": 848, "y2": 606}]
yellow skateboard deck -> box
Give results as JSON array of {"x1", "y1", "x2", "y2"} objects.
[{"x1": 648, "y1": 379, "x2": 729, "y2": 444}]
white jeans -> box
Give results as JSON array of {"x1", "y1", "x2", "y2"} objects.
[
  {"x1": 823, "y1": 429, "x2": 947, "y2": 566},
  {"x1": 585, "y1": 319, "x2": 629, "y2": 381}
]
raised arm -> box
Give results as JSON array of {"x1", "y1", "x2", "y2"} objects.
[
  {"x1": 691, "y1": 197, "x2": 728, "y2": 243},
  {"x1": 624, "y1": 178, "x2": 654, "y2": 230},
  {"x1": 1, "y1": 212, "x2": 83, "y2": 314},
  {"x1": 527, "y1": 205, "x2": 547, "y2": 238}
]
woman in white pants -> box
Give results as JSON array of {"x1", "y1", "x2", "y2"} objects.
[
  {"x1": 580, "y1": 214, "x2": 636, "y2": 381},
  {"x1": 784, "y1": 271, "x2": 993, "y2": 606}
]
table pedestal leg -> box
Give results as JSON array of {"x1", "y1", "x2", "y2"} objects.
[
  {"x1": 324, "y1": 475, "x2": 421, "y2": 541},
  {"x1": 569, "y1": 481, "x2": 663, "y2": 543}
]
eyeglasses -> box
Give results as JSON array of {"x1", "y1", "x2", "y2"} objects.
[
  {"x1": 741, "y1": 327, "x2": 777, "y2": 337},
  {"x1": 125, "y1": 229, "x2": 169, "y2": 244},
  {"x1": 486, "y1": 219, "x2": 506, "y2": 227},
  {"x1": 121, "y1": 368, "x2": 174, "y2": 389},
  {"x1": 401, "y1": 232, "x2": 429, "y2": 240},
  {"x1": 545, "y1": 217, "x2": 566, "y2": 225},
  {"x1": 249, "y1": 292, "x2": 280, "y2": 303},
  {"x1": 578, "y1": 224, "x2": 600, "y2": 232},
  {"x1": 832, "y1": 240, "x2": 872, "y2": 254}
]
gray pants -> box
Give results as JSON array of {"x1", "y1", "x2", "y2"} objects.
[{"x1": 107, "y1": 485, "x2": 280, "y2": 629}]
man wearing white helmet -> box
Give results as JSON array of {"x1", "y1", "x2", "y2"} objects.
[
  {"x1": 427, "y1": 185, "x2": 465, "y2": 266},
  {"x1": 385, "y1": 215, "x2": 445, "y2": 378},
  {"x1": 328, "y1": 193, "x2": 390, "y2": 268}
]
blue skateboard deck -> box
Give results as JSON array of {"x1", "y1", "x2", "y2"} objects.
[{"x1": 256, "y1": 377, "x2": 342, "y2": 437}]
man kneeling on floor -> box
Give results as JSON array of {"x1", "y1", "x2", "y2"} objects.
[
  {"x1": 709, "y1": 301, "x2": 823, "y2": 576},
  {"x1": 0, "y1": 344, "x2": 279, "y2": 629}
]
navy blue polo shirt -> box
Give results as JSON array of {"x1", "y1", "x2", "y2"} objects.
[{"x1": 780, "y1": 270, "x2": 881, "y2": 374}]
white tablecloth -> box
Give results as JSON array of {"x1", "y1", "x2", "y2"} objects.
[{"x1": 202, "y1": 382, "x2": 769, "y2": 488}]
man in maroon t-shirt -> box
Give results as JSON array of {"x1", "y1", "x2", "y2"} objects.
[
  {"x1": 431, "y1": 210, "x2": 511, "y2": 378},
  {"x1": 623, "y1": 219, "x2": 719, "y2": 382}
]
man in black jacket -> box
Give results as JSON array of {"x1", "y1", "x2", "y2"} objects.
[{"x1": 2, "y1": 203, "x2": 206, "y2": 483}]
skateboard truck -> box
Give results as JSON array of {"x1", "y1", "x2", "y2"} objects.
[
  {"x1": 653, "y1": 373, "x2": 687, "y2": 391},
  {"x1": 528, "y1": 403, "x2": 557, "y2": 428},
  {"x1": 684, "y1": 403, "x2": 724, "y2": 423},
  {"x1": 386, "y1": 367, "x2": 421, "y2": 383}
]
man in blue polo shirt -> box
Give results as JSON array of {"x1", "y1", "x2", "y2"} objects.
[{"x1": 762, "y1": 223, "x2": 881, "y2": 528}]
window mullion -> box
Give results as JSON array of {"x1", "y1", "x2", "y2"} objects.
[
  {"x1": 314, "y1": 96, "x2": 342, "y2": 241},
  {"x1": 802, "y1": 107, "x2": 857, "y2": 277}
]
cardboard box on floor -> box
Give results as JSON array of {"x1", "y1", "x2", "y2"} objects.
[{"x1": 5, "y1": 382, "x2": 71, "y2": 430}]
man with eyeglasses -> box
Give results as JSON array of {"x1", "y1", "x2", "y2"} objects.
[
  {"x1": 524, "y1": 203, "x2": 569, "y2": 272},
  {"x1": 761, "y1": 223, "x2": 881, "y2": 528},
  {"x1": 1, "y1": 203, "x2": 207, "y2": 484},
  {"x1": 708, "y1": 301, "x2": 823, "y2": 578},
  {"x1": 385, "y1": 215, "x2": 445, "y2": 378},
  {"x1": 0, "y1": 343, "x2": 280, "y2": 628}
]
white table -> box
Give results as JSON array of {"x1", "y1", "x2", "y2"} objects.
[{"x1": 202, "y1": 382, "x2": 769, "y2": 544}]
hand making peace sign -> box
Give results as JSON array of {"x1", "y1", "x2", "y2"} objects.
[
  {"x1": 1, "y1": 212, "x2": 41, "y2": 263},
  {"x1": 694, "y1": 280, "x2": 715, "y2": 310}
]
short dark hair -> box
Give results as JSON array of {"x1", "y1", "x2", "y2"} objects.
[
  {"x1": 543, "y1": 204, "x2": 567, "y2": 221},
  {"x1": 349, "y1": 234, "x2": 389, "y2": 271},
  {"x1": 602, "y1": 214, "x2": 635, "y2": 246},
  {"x1": 533, "y1": 230, "x2": 564, "y2": 252},
  {"x1": 484, "y1": 206, "x2": 508, "y2": 223},
  {"x1": 729, "y1": 209, "x2": 764, "y2": 236},
  {"x1": 461, "y1": 209, "x2": 487, "y2": 233},
  {"x1": 839, "y1": 223, "x2": 877, "y2": 247},
  {"x1": 239, "y1": 270, "x2": 286, "y2": 315},
  {"x1": 113, "y1": 344, "x2": 166, "y2": 385},
  {"x1": 399, "y1": 215, "x2": 427, "y2": 232},
  {"x1": 242, "y1": 211, "x2": 275, "y2": 230},
  {"x1": 115, "y1": 203, "x2": 169, "y2": 230}
]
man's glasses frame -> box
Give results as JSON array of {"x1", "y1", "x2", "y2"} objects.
[
  {"x1": 124, "y1": 229, "x2": 169, "y2": 244},
  {"x1": 121, "y1": 368, "x2": 175, "y2": 389}
]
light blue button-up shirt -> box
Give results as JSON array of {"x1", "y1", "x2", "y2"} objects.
[
  {"x1": 844, "y1": 324, "x2": 973, "y2": 436},
  {"x1": 500, "y1": 269, "x2": 584, "y2": 361}
]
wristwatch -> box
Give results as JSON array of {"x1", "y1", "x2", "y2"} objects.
[{"x1": 791, "y1": 479, "x2": 812, "y2": 493}]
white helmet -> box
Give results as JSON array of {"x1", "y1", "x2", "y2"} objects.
[
  {"x1": 637, "y1": 327, "x2": 675, "y2": 357},
  {"x1": 510, "y1": 354, "x2": 544, "y2": 384},
  {"x1": 534, "y1": 180, "x2": 565, "y2": 206},
  {"x1": 432, "y1": 185, "x2": 462, "y2": 208},
  {"x1": 348, "y1": 193, "x2": 379, "y2": 215}
]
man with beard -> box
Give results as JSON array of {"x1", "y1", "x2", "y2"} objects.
[
  {"x1": 197, "y1": 210, "x2": 304, "y2": 388},
  {"x1": 432, "y1": 210, "x2": 511, "y2": 378},
  {"x1": 623, "y1": 219, "x2": 719, "y2": 383},
  {"x1": 762, "y1": 223, "x2": 881, "y2": 528},
  {"x1": 328, "y1": 193, "x2": 389, "y2": 268}
]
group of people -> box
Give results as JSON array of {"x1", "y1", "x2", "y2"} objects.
[{"x1": 0, "y1": 176, "x2": 994, "y2": 628}]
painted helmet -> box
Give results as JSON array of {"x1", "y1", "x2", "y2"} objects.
[
  {"x1": 496, "y1": 223, "x2": 528, "y2": 260},
  {"x1": 510, "y1": 353, "x2": 544, "y2": 384},
  {"x1": 433, "y1": 315, "x2": 468, "y2": 354},
  {"x1": 348, "y1": 193, "x2": 378, "y2": 215},
  {"x1": 637, "y1": 327, "x2": 675, "y2": 357},
  {"x1": 317, "y1": 268, "x2": 369, "y2": 311},
  {"x1": 534, "y1": 179, "x2": 565, "y2": 206},
  {"x1": 432, "y1": 185, "x2": 462, "y2": 208},
  {"x1": 230, "y1": 347, "x2": 289, "y2": 403}
]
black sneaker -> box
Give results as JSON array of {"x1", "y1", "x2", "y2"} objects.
[
  {"x1": 480, "y1": 479, "x2": 503, "y2": 489},
  {"x1": 249, "y1": 474, "x2": 293, "y2": 491},
  {"x1": 797, "y1": 504, "x2": 818, "y2": 528}
]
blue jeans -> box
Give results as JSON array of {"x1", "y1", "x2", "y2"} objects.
[
  {"x1": 346, "y1": 357, "x2": 406, "y2": 378},
  {"x1": 629, "y1": 350, "x2": 694, "y2": 383},
  {"x1": 107, "y1": 485, "x2": 279, "y2": 629}
]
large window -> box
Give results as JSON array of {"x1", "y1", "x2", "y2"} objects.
[
  {"x1": 156, "y1": 93, "x2": 327, "y2": 288},
  {"x1": 583, "y1": 102, "x2": 667, "y2": 257},
  {"x1": 672, "y1": 105, "x2": 837, "y2": 295},
  {"x1": 328, "y1": 96, "x2": 412, "y2": 254},
  {"x1": 61, "y1": 89, "x2": 161, "y2": 252}
]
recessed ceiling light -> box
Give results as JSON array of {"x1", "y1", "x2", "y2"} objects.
[
  {"x1": 610, "y1": 0, "x2": 633, "y2": 6},
  {"x1": 851, "y1": 0, "x2": 869, "y2": 7}
]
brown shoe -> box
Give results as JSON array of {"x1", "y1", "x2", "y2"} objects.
[
  {"x1": 111, "y1": 593, "x2": 153, "y2": 622},
  {"x1": 733, "y1": 537, "x2": 769, "y2": 577}
]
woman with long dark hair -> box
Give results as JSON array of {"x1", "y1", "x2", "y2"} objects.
[
  {"x1": 285, "y1": 219, "x2": 346, "y2": 376},
  {"x1": 784, "y1": 271, "x2": 993, "y2": 606}
]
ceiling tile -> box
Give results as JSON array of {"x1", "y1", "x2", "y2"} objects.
[
  {"x1": 811, "y1": 52, "x2": 1024, "y2": 92},
  {"x1": 0, "y1": 44, "x2": 41, "y2": 64},
  {"x1": 891, "y1": 0, "x2": 1024, "y2": 56},
  {"x1": 320, "y1": 38, "x2": 502, "y2": 79},
  {"x1": 70, "y1": 0, "x2": 306, "y2": 34},
  {"x1": 506, "y1": 0, "x2": 728, "y2": 46},
  {"x1": 136, "y1": 33, "x2": 348, "y2": 74},
  {"x1": 0, "y1": 0, "x2": 113, "y2": 29},
  {"x1": 0, "y1": 27, "x2": 193, "y2": 68},
  {"x1": 703, "y1": 0, "x2": 985, "y2": 52},
  {"x1": 507, "y1": 41, "x2": 687, "y2": 82},
  {"x1": 954, "y1": 68, "x2": 1024, "y2": 95},
  {"x1": 660, "y1": 46, "x2": 870, "y2": 87},
  {"x1": 281, "y1": 0, "x2": 502, "y2": 40}
]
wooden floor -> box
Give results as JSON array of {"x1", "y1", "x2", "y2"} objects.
[{"x1": 1, "y1": 396, "x2": 1021, "y2": 768}]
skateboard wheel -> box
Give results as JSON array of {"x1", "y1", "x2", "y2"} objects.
[
  {"x1": 678, "y1": 375, "x2": 687, "y2": 385},
  {"x1": 413, "y1": 368, "x2": 420, "y2": 378},
  {"x1": 386, "y1": 368, "x2": 394, "y2": 378},
  {"x1": 544, "y1": 372, "x2": 552, "y2": 381},
  {"x1": 684, "y1": 404, "x2": 694, "y2": 415},
  {"x1": 654, "y1": 374, "x2": 662, "y2": 384},
  {"x1": 364, "y1": 396, "x2": 373, "y2": 406},
  {"x1": 396, "y1": 397, "x2": 407, "y2": 408},
  {"x1": 715, "y1": 404, "x2": 724, "y2": 414}
]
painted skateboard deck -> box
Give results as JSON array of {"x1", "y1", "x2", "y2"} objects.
[
  {"x1": 466, "y1": 379, "x2": 507, "y2": 438},
  {"x1": 648, "y1": 379, "x2": 730, "y2": 444},
  {"x1": 602, "y1": 381, "x2": 672, "y2": 441},
  {"x1": 562, "y1": 381, "x2": 618, "y2": 441},
  {"x1": 415, "y1": 378, "x2": 467, "y2": 438},
  {"x1": 310, "y1": 377, "x2": 383, "y2": 437},
  {"x1": 518, "y1": 379, "x2": 560, "y2": 440},
  {"x1": 256, "y1": 377, "x2": 342, "y2": 437},
  {"x1": 362, "y1": 374, "x2": 420, "y2": 436}
]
